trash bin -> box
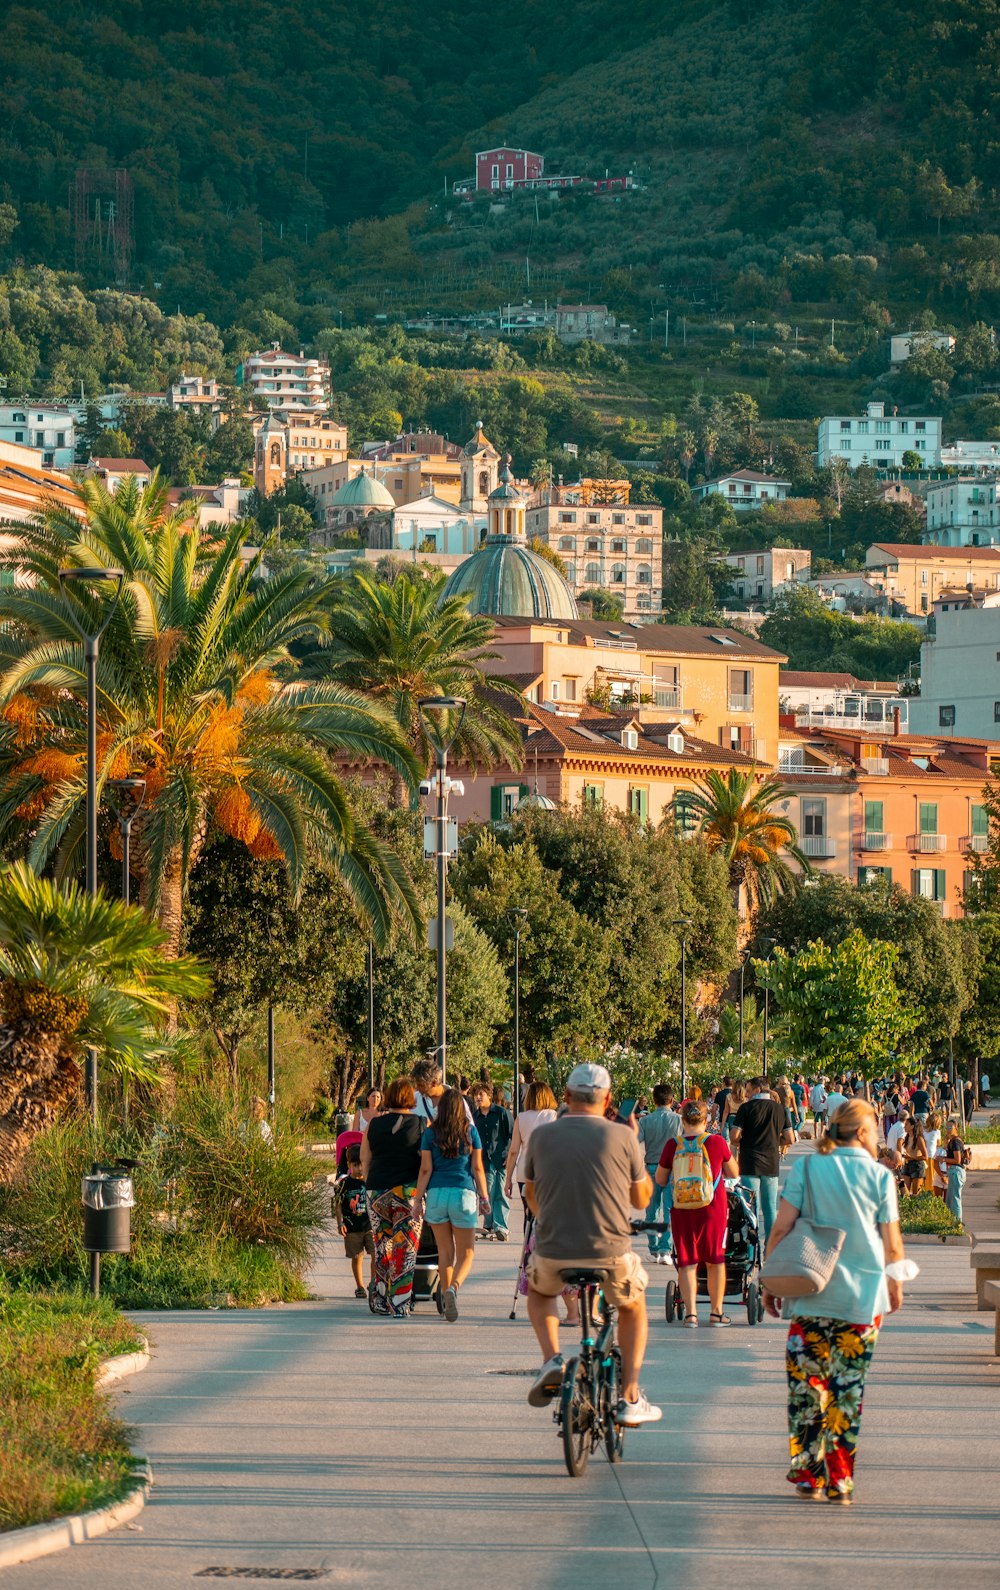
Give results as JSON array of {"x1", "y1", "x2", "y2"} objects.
[{"x1": 82, "y1": 1163, "x2": 134, "y2": 1254}]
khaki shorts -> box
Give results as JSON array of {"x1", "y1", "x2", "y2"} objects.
[{"x1": 527, "y1": 1249, "x2": 648, "y2": 1308}]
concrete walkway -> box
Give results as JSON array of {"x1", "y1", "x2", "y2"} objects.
[{"x1": 6, "y1": 1184, "x2": 1000, "y2": 1588}]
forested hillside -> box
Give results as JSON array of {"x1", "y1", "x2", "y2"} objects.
[{"x1": 0, "y1": 0, "x2": 997, "y2": 329}]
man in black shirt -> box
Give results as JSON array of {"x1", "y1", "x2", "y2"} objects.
[
  {"x1": 910, "y1": 1079, "x2": 932, "y2": 1122},
  {"x1": 730, "y1": 1078, "x2": 793, "y2": 1244}
]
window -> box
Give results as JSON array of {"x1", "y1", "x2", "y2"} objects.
[
  {"x1": 612, "y1": 538, "x2": 625, "y2": 553},
  {"x1": 859, "y1": 866, "x2": 891, "y2": 886},
  {"x1": 865, "y1": 800, "x2": 884, "y2": 835},
  {"x1": 994, "y1": 701, "x2": 1000, "y2": 722},
  {"x1": 840, "y1": 420, "x2": 851, "y2": 431},
  {"x1": 840, "y1": 440, "x2": 852, "y2": 451},
  {"x1": 921, "y1": 569, "x2": 928, "y2": 585},
  {"x1": 913, "y1": 867, "x2": 946, "y2": 901},
  {"x1": 972, "y1": 803, "x2": 988, "y2": 839},
  {"x1": 629, "y1": 786, "x2": 649, "y2": 825},
  {"x1": 920, "y1": 802, "x2": 938, "y2": 835},
  {"x1": 916, "y1": 420, "x2": 926, "y2": 432},
  {"x1": 550, "y1": 682, "x2": 560, "y2": 700},
  {"x1": 728, "y1": 668, "x2": 753, "y2": 710},
  {"x1": 490, "y1": 783, "x2": 527, "y2": 820},
  {"x1": 802, "y1": 798, "x2": 825, "y2": 837},
  {"x1": 559, "y1": 512, "x2": 576, "y2": 523},
  {"x1": 558, "y1": 536, "x2": 574, "y2": 551},
  {"x1": 636, "y1": 538, "x2": 652, "y2": 553},
  {"x1": 612, "y1": 513, "x2": 625, "y2": 525},
  {"x1": 939, "y1": 705, "x2": 956, "y2": 727},
  {"x1": 675, "y1": 791, "x2": 697, "y2": 836},
  {"x1": 637, "y1": 565, "x2": 652, "y2": 585},
  {"x1": 585, "y1": 563, "x2": 601, "y2": 584},
  {"x1": 637, "y1": 515, "x2": 652, "y2": 526},
  {"x1": 756, "y1": 555, "x2": 765, "y2": 574},
  {"x1": 563, "y1": 678, "x2": 577, "y2": 702},
  {"x1": 586, "y1": 537, "x2": 600, "y2": 552},
  {"x1": 611, "y1": 563, "x2": 626, "y2": 584},
  {"x1": 582, "y1": 783, "x2": 604, "y2": 810},
  {"x1": 920, "y1": 594, "x2": 928, "y2": 614},
  {"x1": 587, "y1": 513, "x2": 600, "y2": 525}
]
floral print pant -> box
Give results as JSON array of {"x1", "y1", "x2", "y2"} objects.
[{"x1": 785, "y1": 1316, "x2": 880, "y2": 1496}]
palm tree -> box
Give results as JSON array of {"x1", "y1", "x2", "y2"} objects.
[
  {"x1": 0, "y1": 477, "x2": 420, "y2": 954},
  {"x1": 679, "y1": 768, "x2": 809, "y2": 925},
  {"x1": 317, "y1": 571, "x2": 524, "y2": 787},
  {"x1": 0, "y1": 862, "x2": 209, "y2": 1180}
]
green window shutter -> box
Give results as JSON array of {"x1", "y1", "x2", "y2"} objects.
[
  {"x1": 490, "y1": 785, "x2": 503, "y2": 821},
  {"x1": 519, "y1": 784, "x2": 529, "y2": 800},
  {"x1": 919, "y1": 802, "x2": 938, "y2": 834},
  {"x1": 934, "y1": 868, "x2": 946, "y2": 900},
  {"x1": 584, "y1": 783, "x2": 604, "y2": 809},
  {"x1": 881, "y1": 867, "x2": 892, "y2": 885},
  {"x1": 629, "y1": 787, "x2": 649, "y2": 824},
  {"x1": 864, "y1": 800, "x2": 883, "y2": 833},
  {"x1": 972, "y1": 804, "x2": 989, "y2": 837},
  {"x1": 911, "y1": 869, "x2": 920, "y2": 897}
]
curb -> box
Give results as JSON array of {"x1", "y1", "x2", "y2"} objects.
[
  {"x1": 904, "y1": 1233, "x2": 970, "y2": 1246},
  {"x1": 0, "y1": 1338, "x2": 153, "y2": 1570}
]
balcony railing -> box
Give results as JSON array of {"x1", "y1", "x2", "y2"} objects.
[
  {"x1": 728, "y1": 693, "x2": 754, "y2": 712},
  {"x1": 961, "y1": 834, "x2": 990, "y2": 853},
  {"x1": 861, "y1": 831, "x2": 893, "y2": 850},
  {"x1": 801, "y1": 835, "x2": 836, "y2": 858},
  {"x1": 860, "y1": 757, "x2": 889, "y2": 776},
  {"x1": 792, "y1": 707, "x2": 908, "y2": 730},
  {"x1": 908, "y1": 833, "x2": 947, "y2": 852},
  {"x1": 779, "y1": 759, "x2": 846, "y2": 777},
  {"x1": 653, "y1": 687, "x2": 681, "y2": 709}
]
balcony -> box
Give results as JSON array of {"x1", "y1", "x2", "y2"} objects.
[
  {"x1": 653, "y1": 687, "x2": 682, "y2": 709},
  {"x1": 860, "y1": 757, "x2": 889, "y2": 776},
  {"x1": 779, "y1": 759, "x2": 846, "y2": 778},
  {"x1": 961, "y1": 834, "x2": 990, "y2": 854},
  {"x1": 728, "y1": 693, "x2": 754, "y2": 712},
  {"x1": 861, "y1": 831, "x2": 893, "y2": 850},
  {"x1": 801, "y1": 835, "x2": 836, "y2": 859},
  {"x1": 908, "y1": 833, "x2": 947, "y2": 852},
  {"x1": 793, "y1": 707, "x2": 908, "y2": 731}
]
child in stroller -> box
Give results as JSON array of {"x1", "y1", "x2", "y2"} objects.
[{"x1": 664, "y1": 1181, "x2": 765, "y2": 1327}]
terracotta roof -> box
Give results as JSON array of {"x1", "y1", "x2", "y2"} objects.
[
  {"x1": 870, "y1": 543, "x2": 1000, "y2": 561},
  {"x1": 522, "y1": 701, "x2": 760, "y2": 768},
  {"x1": 701, "y1": 470, "x2": 791, "y2": 486},
  {"x1": 92, "y1": 457, "x2": 150, "y2": 472},
  {"x1": 491, "y1": 614, "x2": 785, "y2": 661},
  {"x1": 781, "y1": 670, "x2": 900, "y2": 692}
]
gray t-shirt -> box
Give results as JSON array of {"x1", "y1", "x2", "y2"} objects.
[
  {"x1": 523, "y1": 1115, "x2": 646, "y2": 1260},
  {"x1": 638, "y1": 1106, "x2": 681, "y2": 1166}
]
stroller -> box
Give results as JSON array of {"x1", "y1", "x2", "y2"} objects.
[
  {"x1": 411, "y1": 1221, "x2": 444, "y2": 1314},
  {"x1": 663, "y1": 1180, "x2": 764, "y2": 1327}
]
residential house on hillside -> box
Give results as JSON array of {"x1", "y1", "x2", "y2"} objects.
[
  {"x1": 713, "y1": 546, "x2": 811, "y2": 604},
  {"x1": 253, "y1": 410, "x2": 348, "y2": 495},
  {"x1": 779, "y1": 670, "x2": 909, "y2": 730},
  {"x1": 236, "y1": 345, "x2": 330, "y2": 413},
  {"x1": 0, "y1": 404, "x2": 76, "y2": 469},
  {"x1": 818, "y1": 402, "x2": 943, "y2": 469},
  {"x1": 865, "y1": 543, "x2": 1000, "y2": 616},
  {"x1": 909, "y1": 602, "x2": 1000, "y2": 741},
  {"x1": 939, "y1": 440, "x2": 1000, "y2": 472},
  {"x1": 693, "y1": 470, "x2": 790, "y2": 512},
  {"x1": 807, "y1": 570, "x2": 887, "y2": 612},
  {"x1": 776, "y1": 721, "x2": 1000, "y2": 917},
  {"x1": 164, "y1": 479, "x2": 249, "y2": 529},
  {"x1": 87, "y1": 457, "x2": 152, "y2": 493},
  {"x1": 923, "y1": 478, "x2": 999, "y2": 547},
  {"x1": 889, "y1": 331, "x2": 956, "y2": 365},
  {"x1": 526, "y1": 489, "x2": 662, "y2": 619}
]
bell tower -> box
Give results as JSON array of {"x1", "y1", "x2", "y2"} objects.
[
  {"x1": 255, "y1": 414, "x2": 287, "y2": 497},
  {"x1": 487, "y1": 454, "x2": 526, "y2": 540},
  {"x1": 460, "y1": 420, "x2": 499, "y2": 516}
]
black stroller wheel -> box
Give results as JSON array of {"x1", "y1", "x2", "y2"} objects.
[
  {"x1": 664, "y1": 1279, "x2": 678, "y2": 1323},
  {"x1": 435, "y1": 1286, "x2": 445, "y2": 1315},
  {"x1": 746, "y1": 1281, "x2": 759, "y2": 1327}
]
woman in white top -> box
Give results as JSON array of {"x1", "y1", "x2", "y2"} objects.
[
  {"x1": 352, "y1": 1088, "x2": 382, "y2": 1134},
  {"x1": 504, "y1": 1081, "x2": 558, "y2": 1198}
]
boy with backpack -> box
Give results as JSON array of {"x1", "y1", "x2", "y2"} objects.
[{"x1": 333, "y1": 1143, "x2": 374, "y2": 1299}]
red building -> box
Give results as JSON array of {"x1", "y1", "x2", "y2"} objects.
[{"x1": 476, "y1": 147, "x2": 544, "y2": 192}]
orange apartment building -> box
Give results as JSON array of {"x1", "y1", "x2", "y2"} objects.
[
  {"x1": 482, "y1": 616, "x2": 784, "y2": 763},
  {"x1": 776, "y1": 720, "x2": 1000, "y2": 917},
  {"x1": 866, "y1": 543, "x2": 1000, "y2": 616}
]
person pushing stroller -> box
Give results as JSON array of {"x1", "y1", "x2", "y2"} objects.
[{"x1": 656, "y1": 1099, "x2": 739, "y2": 1327}]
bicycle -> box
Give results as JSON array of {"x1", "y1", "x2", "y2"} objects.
[{"x1": 554, "y1": 1266, "x2": 625, "y2": 1477}]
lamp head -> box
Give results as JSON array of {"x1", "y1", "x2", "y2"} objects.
[
  {"x1": 418, "y1": 695, "x2": 467, "y2": 755},
  {"x1": 58, "y1": 567, "x2": 125, "y2": 587}
]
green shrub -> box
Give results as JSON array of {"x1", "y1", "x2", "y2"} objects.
[
  {"x1": 0, "y1": 1285, "x2": 141, "y2": 1530},
  {"x1": 964, "y1": 1123, "x2": 1000, "y2": 1144},
  {"x1": 0, "y1": 1088, "x2": 326, "y2": 1306},
  {"x1": 898, "y1": 1191, "x2": 963, "y2": 1236}
]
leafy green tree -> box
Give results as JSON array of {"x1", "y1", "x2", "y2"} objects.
[
  {"x1": 662, "y1": 541, "x2": 720, "y2": 622},
  {"x1": 957, "y1": 913, "x2": 1000, "y2": 1064},
  {"x1": 760, "y1": 586, "x2": 921, "y2": 678},
  {"x1": 0, "y1": 862, "x2": 209, "y2": 1179},
  {"x1": 681, "y1": 768, "x2": 808, "y2": 923},
  {"x1": 579, "y1": 588, "x2": 625, "y2": 620},
  {"x1": 755, "y1": 930, "x2": 921, "y2": 1077}
]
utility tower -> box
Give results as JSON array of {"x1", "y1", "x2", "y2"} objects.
[{"x1": 69, "y1": 168, "x2": 134, "y2": 284}]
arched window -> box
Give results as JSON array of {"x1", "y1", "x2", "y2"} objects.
[
  {"x1": 636, "y1": 538, "x2": 652, "y2": 553},
  {"x1": 506, "y1": 509, "x2": 514, "y2": 535},
  {"x1": 612, "y1": 563, "x2": 626, "y2": 584},
  {"x1": 637, "y1": 565, "x2": 652, "y2": 585},
  {"x1": 559, "y1": 536, "x2": 574, "y2": 551},
  {"x1": 269, "y1": 442, "x2": 281, "y2": 465},
  {"x1": 585, "y1": 562, "x2": 601, "y2": 585},
  {"x1": 479, "y1": 470, "x2": 488, "y2": 495}
]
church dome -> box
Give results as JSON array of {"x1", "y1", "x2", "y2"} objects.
[
  {"x1": 441, "y1": 539, "x2": 579, "y2": 619},
  {"x1": 516, "y1": 789, "x2": 558, "y2": 811},
  {"x1": 329, "y1": 469, "x2": 395, "y2": 510}
]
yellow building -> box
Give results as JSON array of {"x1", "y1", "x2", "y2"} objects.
[
  {"x1": 866, "y1": 542, "x2": 1000, "y2": 617},
  {"x1": 483, "y1": 616, "x2": 786, "y2": 764}
]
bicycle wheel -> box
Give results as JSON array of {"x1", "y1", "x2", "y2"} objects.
[
  {"x1": 664, "y1": 1279, "x2": 678, "y2": 1323},
  {"x1": 602, "y1": 1347, "x2": 625, "y2": 1465},
  {"x1": 559, "y1": 1356, "x2": 592, "y2": 1477}
]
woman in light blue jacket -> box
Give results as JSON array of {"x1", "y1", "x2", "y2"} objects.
[{"x1": 762, "y1": 1098, "x2": 908, "y2": 1505}]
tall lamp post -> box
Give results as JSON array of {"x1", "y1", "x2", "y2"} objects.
[
  {"x1": 759, "y1": 937, "x2": 775, "y2": 1079},
  {"x1": 366, "y1": 937, "x2": 376, "y2": 1092},
  {"x1": 106, "y1": 777, "x2": 146, "y2": 906},
  {"x1": 418, "y1": 696, "x2": 467, "y2": 1085},
  {"x1": 673, "y1": 917, "x2": 693, "y2": 1101},
  {"x1": 58, "y1": 565, "x2": 124, "y2": 1126},
  {"x1": 738, "y1": 958, "x2": 745, "y2": 1060},
  {"x1": 508, "y1": 907, "x2": 527, "y2": 1117}
]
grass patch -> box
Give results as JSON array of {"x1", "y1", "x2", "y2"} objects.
[
  {"x1": 964, "y1": 1121, "x2": 1000, "y2": 1145},
  {"x1": 0, "y1": 1286, "x2": 142, "y2": 1531},
  {"x1": 898, "y1": 1192, "x2": 964, "y2": 1237}
]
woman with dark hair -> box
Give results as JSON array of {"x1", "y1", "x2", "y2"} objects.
[
  {"x1": 900, "y1": 1117, "x2": 929, "y2": 1196},
  {"x1": 412, "y1": 1087, "x2": 489, "y2": 1321},
  {"x1": 361, "y1": 1075, "x2": 424, "y2": 1318}
]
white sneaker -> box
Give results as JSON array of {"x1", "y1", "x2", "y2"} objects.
[
  {"x1": 527, "y1": 1355, "x2": 565, "y2": 1408},
  {"x1": 615, "y1": 1391, "x2": 663, "y2": 1426}
]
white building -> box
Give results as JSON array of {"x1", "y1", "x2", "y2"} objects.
[
  {"x1": 806, "y1": 571, "x2": 886, "y2": 611},
  {"x1": 909, "y1": 604, "x2": 1000, "y2": 739},
  {"x1": 0, "y1": 404, "x2": 77, "y2": 468},
  {"x1": 237, "y1": 345, "x2": 330, "y2": 413},
  {"x1": 939, "y1": 440, "x2": 1000, "y2": 473},
  {"x1": 924, "y1": 478, "x2": 999, "y2": 547},
  {"x1": 388, "y1": 494, "x2": 480, "y2": 556},
  {"x1": 164, "y1": 479, "x2": 250, "y2": 529},
  {"x1": 693, "y1": 470, "x2": 790, "y2": 512},
  {"x1": 889, "y1": 331, "x2": 956, "y2": 365},
  {"x1": 87, "y1": 456, "x2": 152, "y2": 493},
  {"x1": 166, "y1": 374, "x2": 221, "y2": 413},
  {"x1": 817, "y1": 402, "x2": 942, "y2": 469},
  {"x1": 779, "y1": 669, "x2": 909, "y2": 731},
  {"x1": 716, "y1": 546, "x2": 811, "y2": 604}
]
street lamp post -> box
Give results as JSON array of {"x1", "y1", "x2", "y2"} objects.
[
  {"x1": 738, "y1": 959, "x2": 745, "y2": 1059},
  {"x1": 673, "y1": 918, "x2": 693, "y2": 1101},
  {"x1": 759, "y1": 937, "x2": 775, "y2": 1079},
  {"x1": 418, "y1": 696, "x2": 467, "y2": 1086},
  {"x1": 508, "y1": 907, "x2": 527, "y2": 1118},
  {"x1": 366, "y1": 937, "x2": 375, "y2": 1092},
  {"x1": 58, "y1": 566, "x2": 125, "y2": 1126},
  {"x1": 106, "y1": 777, "x2": 146, "y2": 906}
]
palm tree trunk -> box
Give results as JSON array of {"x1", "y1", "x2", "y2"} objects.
[
  {"x1": 0, "y1": 1029, "x2": 82, "y2": 1185},
  {"x1": 157, "y1": 848, "x2": 187, "y2": 959}
]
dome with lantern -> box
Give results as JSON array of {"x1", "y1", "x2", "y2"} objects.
[{"x1": 441, "y1": 454, "x2": 578, "y2": 620}]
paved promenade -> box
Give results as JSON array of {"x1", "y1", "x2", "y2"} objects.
[{"x1": 6, "y1": 1161, "x2": 1000, "y2": 1589}]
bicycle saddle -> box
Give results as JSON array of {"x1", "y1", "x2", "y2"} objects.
[{"x1": 559, "y1": 1267, "x2": 608, "y2": 1286}]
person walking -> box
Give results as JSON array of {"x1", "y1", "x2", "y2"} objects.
[
  {"x1": 763, "y1": 1098, "x2": 908, "y2": 1504},
  {"x1": 910, "y1": 1077, "x2": 932, "y2": 1124},
  {"x1": 730, "y1": 1076, "x2": 793, "y2": 1245},
  {"x1": 720, "y1": 1080, "x2": 744, "y2": 1142},
  {"x1": 656, "y1": 1100, "x2": 738, "y2": 1327},
  {"x1": 351, "y1": 1087, "x2": 382, "y2": 1134},
  {"x1": 809, "y1": 1078, "x2": 828, "y2": 1140},
  {"x1": 504, "y1": 1081, "x2": 558, "y2": 1203},
  {"x1": 412, "y1": 1087, "x2": 490, "y2": 1321},
  {"x1": 471, "y1": 1082, "x2": 513, "y2": 1240},
  {"x1": 900, "y1": 1117, "x2": 929, "y2": 1196},
  {"x1": 638, "y1": 1083, "x2": 681, "y2": 1264},
  {"x1": 941, "y1": 1119, "x2": 968, "y2": 1224},
  {"x1": 361, "y1": 1076, "x2": 425, "y2": 1318},
  {"x1": 522, "y1": 1063, "x2": 661, "y2": 1426},
  {"x1": 790, "y1": 1075, "x2": 807, "y2": 1133}
]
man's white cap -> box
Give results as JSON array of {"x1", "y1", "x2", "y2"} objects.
[{"x1": 566, "y1": 1062, "x2": 612, "y2": 1096}]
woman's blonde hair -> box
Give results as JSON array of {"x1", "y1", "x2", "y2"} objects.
[
  {"x1": 680, "y1": 1099, "x2": 708, "y2": 1129},
  {"x1": 818, "y1": 1098, "x2": 876, "y2": 1155},
  {"x1": 525, "y1": 1081, "x2": 557, "y2": 1112}
]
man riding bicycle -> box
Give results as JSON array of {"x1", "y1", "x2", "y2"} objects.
[{"x1": 522, "y1": 1062, "x2": 662, "y2": 1427}]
